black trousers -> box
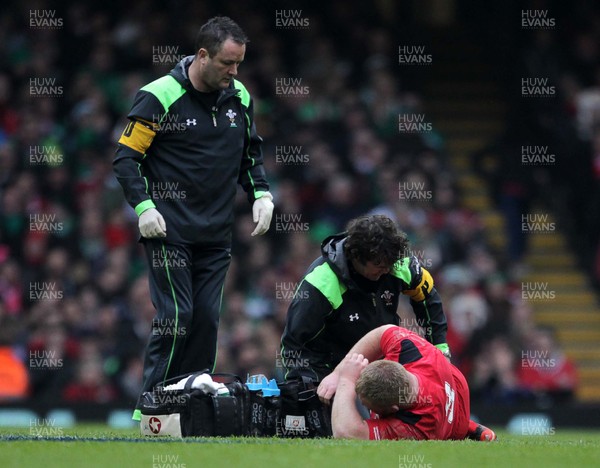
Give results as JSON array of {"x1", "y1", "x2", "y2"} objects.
[{"x1": 137, "y1": 239, "x2": 231, "y2": 405}]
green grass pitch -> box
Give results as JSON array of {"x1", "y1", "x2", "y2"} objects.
[{"x1": 1, "y1": 426, "x2": 599, "y2": 468}]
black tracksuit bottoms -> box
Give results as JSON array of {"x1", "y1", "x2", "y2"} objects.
[{"x1": 136, "y1": 239, "x2": 231, "y2": 406}]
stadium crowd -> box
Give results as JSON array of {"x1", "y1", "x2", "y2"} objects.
[{"x1": 0, "y1": 0, "x2": 589, "y2": 408}]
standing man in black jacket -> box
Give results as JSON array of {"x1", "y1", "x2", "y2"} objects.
[
  {"x1": 114, "y1": 16, "x2": 273, "y2": 421},
  {"x1": 281, "y1": 215, "x2": 450, "y2": 387}
]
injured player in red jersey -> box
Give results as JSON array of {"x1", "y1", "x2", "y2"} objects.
[{"x1": 319, "y1": 325, "x2": 496, "y2": 441}]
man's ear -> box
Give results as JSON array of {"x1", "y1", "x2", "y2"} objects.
[{"x1": 197, "y1": 48, "x2": 209, "y2": 61}]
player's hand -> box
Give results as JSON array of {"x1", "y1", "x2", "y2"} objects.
[
  {"x1": 139, "y1": 208, "x2": 167, "y2": 238},
  {"x1": 337, "y1": 353, "x2": 369, "y2": 383},
  {"x1": 251, "y1": 192, "x2": 274, "y2": 236},
  {"x1": 318, "y1": 371, "x2": 340, "y2": 405}
]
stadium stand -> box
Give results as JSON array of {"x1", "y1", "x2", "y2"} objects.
[{"x1": 0, "y1": 0, "x2": 598, "y2": 424}]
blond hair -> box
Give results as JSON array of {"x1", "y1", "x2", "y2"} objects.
[{"x1": 355, "y1": 360, "x2": 413, "y2": 408}]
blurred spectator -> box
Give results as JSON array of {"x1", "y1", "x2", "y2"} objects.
[
  {"x1": 62, "y1": 340, "x2": 119, "y2": 403},
  {"x1": 0, "y1": 314, "x2": 28, "y2": 400},
  {"x1": 469, "y1": 335, "x2": 526, "y2": 404},
  {"x1": 517, "y1": 326, "x2": 578, "y2": 404}
]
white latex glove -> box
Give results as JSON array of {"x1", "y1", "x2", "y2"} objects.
[
  {"x1": 139, "y1": 207, "x2": 167, "y2": 238},
  {"x1": 251, "y1": 192, "x2": 274, "y2": 236}
]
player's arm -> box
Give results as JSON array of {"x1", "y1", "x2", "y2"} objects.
[
  {"x1": 236, "y1": 86, "x2": 269, "y2": 202},
  {"x1": 400, "y1": 257, "x2": 449, "y2": 356},
  {"x1": 331, "y1": 353, "x2": 369, "y2": 439},
  {"x1": 113, "y1": 90, "x2": 161, "y2": 216},
  {"x1": 346, "y1": 325, "x2": 395, "y2": 358},
  {"x1": 318, "y1": 325, "x2": 393, "y2": 403},
  {"x1": 234, "y1": 87, "x2": 273, "y2": 236},
  {"x1": 280, "y1": 279, "x2": 333, "y2": 382}
]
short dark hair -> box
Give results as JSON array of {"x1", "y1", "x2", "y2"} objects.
[
  {"x1": 343, "y1": 215, "x2": 408, "y2": 268},
  {"x1": 194, "y1": 16, "x2": 248, "y2": 57}
]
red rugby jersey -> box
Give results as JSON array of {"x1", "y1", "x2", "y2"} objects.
[{"x1": 366, "y1": 326, "x2": 470, "y2": 440}]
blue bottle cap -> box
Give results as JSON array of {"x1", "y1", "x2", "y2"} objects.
[
  {"x1": 261, "y1": 379, "x2": 280, "y2": 397},
  {"x1": 246, "y1": 374, "x2": 268, "y2": 391}
]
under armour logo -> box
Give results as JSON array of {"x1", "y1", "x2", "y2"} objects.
[
  {"x1": 186, "y1": 118, "x2": 197, "y2": 126},
  {"x1": 349, "y1": 313, "x2": 359, "y2": 321}
]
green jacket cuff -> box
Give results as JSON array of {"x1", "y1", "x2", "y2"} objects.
[{"x1": 134, "y1": 199, "x2": 156, "y2": 216}]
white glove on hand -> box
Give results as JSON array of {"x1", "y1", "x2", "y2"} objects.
[
  {"x1": 139, "y1": 208, "x2": 167, "y2": 238},
  {"x1": 251, "y1": 192, "x2": 274, "y2": 236}
]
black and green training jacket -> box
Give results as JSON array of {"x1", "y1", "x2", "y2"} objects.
[
  {"x1": 281, "y1": 233, "x2": 449, "y2": 381},
  {"x1": 113, "y1": 56, "x2": 269, "y2": 245}
]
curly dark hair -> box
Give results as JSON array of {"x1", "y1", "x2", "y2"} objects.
[
  {"x1": 195, "y1": 16, "x2": 249, "y2": 57},
  {"x1": 343, "y1": 215, "x2": 409, "y2": 268}
]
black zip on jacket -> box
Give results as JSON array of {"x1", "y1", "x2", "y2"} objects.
[{"x1": 113, "y1": 56, "x2": 269, "y2": 245}]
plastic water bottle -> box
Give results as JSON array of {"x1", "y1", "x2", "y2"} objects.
[{"x1": 262, "y1": 379, "x2": 281, "y2": 436}]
